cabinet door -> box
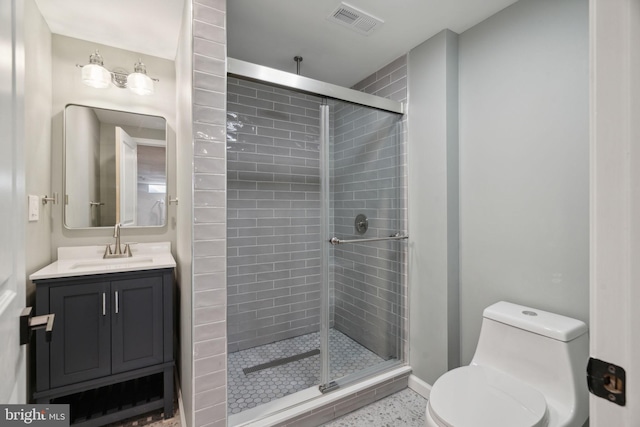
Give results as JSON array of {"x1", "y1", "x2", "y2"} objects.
[
  {"x1": 111, "y1": 276, "x2": 164, "y2": 374},
  {"x1": 50, "y1": 282, "x2": 111, "y2": 388}
]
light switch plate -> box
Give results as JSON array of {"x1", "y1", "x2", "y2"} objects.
[{"x1": 28, "y1": 195, "x2": 39, "y2": 221}]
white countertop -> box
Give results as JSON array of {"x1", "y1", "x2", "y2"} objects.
[{"x1": 30, "y1": 242, "x2": 176, "y2": 281}]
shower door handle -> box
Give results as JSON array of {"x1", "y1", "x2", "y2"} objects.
[{"x1": 329, "y1": 233, "x2": 408, "y2": 245}]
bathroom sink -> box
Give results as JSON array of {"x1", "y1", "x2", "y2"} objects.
[
  {"x1": 30, "y1": 242, "x2": 176, "y2": 280},
  {"x1": 70, "y1": 257, "x2": 155, "y2": 270}
]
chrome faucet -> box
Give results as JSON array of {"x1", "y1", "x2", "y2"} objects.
[
  {"x1": 113, "y1": 222, "x2": 122, "y2": 255},
  {"x1": 103, "y1": 222, "x2": 132, "y2": 258}
]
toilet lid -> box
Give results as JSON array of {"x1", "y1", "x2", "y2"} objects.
[{"x1": 428, "y1": 365, "x2": 548, "y2": 427}]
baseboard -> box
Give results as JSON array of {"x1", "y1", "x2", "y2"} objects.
[{"x1": 408, "y1": 374, "x2": 431, "y2": 399}]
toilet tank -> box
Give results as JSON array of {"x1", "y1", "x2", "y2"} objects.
[{"x1": 470, "y1": 302, "x2": 589, "y2": 426}]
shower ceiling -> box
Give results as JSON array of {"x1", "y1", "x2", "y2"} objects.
[{"x1": 228, "y1": 0, "x2": 520, "y2": 87}]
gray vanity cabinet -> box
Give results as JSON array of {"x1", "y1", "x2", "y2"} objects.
[
  {"x1": 49, "y1": 281, "x2": 111, "y2": 388},
  {"x1": 33, "y1": 268, "x2": 174, "y2": 427}
]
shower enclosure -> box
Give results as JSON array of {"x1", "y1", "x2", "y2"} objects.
[{"x1": 226, "y1": 59, "x2": 406, "y2": 420}]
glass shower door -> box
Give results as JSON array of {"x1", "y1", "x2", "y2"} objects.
[
  {"x1": 226, "y1": 74, "x2": 405, "y2": 416},
  {"x1": 226, "y1": 77, "x2": 326, "y2": 414},
  {"x1": 321, "y1": 99, "x2": 405, "y2": 389}
]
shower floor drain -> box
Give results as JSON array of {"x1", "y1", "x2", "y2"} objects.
[{"x1": 242, "y1": 349, "x2": 320, "y2": 375}]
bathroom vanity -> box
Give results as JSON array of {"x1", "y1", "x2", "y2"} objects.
[{"x1": 30, "y1": 243, "x2": 176, "y2": 427}]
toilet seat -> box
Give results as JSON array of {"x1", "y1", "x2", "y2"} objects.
[{"x1": 427, "y1": 365, "x2": 549, "y2": 427}]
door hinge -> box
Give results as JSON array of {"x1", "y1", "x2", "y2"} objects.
[{"x1": 587, "y1": 357, "x2": 626, "y2": 406}]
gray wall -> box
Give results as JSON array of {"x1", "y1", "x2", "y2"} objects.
[
  {"x1": 407, "y1": 30, "x2": 460, "y2": 385},
  {"x1": 24, "y1": 0, "x2": 52, "y2": 301},
  {"x1": 458, "y1": 0, "x2": 589, "y2": 364},
  {"x1": 226, "y1": 78, "x2": 323, "y2": 352}
]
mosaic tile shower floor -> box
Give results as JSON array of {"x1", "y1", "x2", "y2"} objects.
[{"x1": 227, "y1": 329, "x2": 386, "y2": 414}]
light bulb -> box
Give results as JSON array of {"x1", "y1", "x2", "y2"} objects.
[
  {"x1": 127, "y1": 59, "x2": 154, "y2": 95},
  {"x1": 81, "y1": 51, "x2": 110, "y2": 88}
]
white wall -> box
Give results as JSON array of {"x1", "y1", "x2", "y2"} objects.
[
  {"x1": 64, "y1": 106, "x2": 99, "y2": 228},
  {"x1": 408, "y1": 29, "x2": 460, "y2": 384},
  {"x1": 175, "y1": 1, "x2": 194, "y2": 425},
  {"x1": 50, "y1": 35, "x2": 177, "y2": 255},
  {"x1": 458, "y1": 0, "x2": 589, "y2": 363},
  {"x1": 24, "y1": 0, "x2": 52, "y2": 296}
]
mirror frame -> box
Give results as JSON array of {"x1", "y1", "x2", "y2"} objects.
[{"x1": 63, "y1": 103, "x2": 169, "y2": 230}]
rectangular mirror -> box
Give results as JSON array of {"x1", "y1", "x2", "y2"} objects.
[{"x1": 64, "y1": 104, "x2": 167, "y2": 229}]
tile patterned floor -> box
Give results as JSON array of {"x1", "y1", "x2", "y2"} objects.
[
  {"x1": 112, "y1": 388, "x2": 426, "y2": 427},
  {"x1": 227, "y1": 329, "x2": 386, "y2": 414},
  {"x1": 322, "y1": 388, "x2": 427, "y2": 426}
]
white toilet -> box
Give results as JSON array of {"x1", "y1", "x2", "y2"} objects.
[{"x1": 425, "y1": 301, "x2": 589, "y2": 427}]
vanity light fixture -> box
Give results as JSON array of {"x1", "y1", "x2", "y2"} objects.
[
  {"x1": 127, "y1": 60, "x2": 154, "y2": 95},
  {"x1": 80, "y1": 50, "x2": 110, "y2": 88},
  {"x1": 77, "y1": 50, "x2": 158, "y2": 95}
]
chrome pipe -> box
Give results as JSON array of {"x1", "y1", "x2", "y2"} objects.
[
  {"x1": 329, "y1": 234, "x2": 408, "y2": 245},
  {"x1": 294, "y1": 56, "x2": 302, "y2": 75}
]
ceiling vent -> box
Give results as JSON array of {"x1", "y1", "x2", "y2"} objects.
[{"x1": 327, "y1": 3, "x2": 384, "y2": 36}]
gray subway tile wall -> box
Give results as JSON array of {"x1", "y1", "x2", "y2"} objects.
[
  {"x1": 227, "y1": 78, "x2": 324, "y2": 352},
  {"x1": 191, "y1": 1, "x2": 228, "y2": 427}
]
